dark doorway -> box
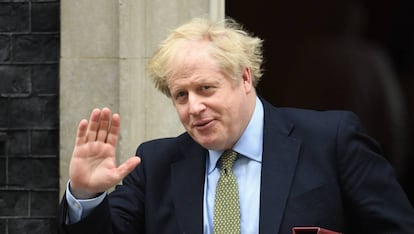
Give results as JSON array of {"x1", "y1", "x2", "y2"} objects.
[{"x1": 226, "y1": 0, "x2": 414, "y2": 205}]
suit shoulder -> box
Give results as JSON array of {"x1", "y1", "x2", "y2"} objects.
[
  {"x1": 269, "y1": 106, "x2": 366, "y2": 139},
  {"x1": 276, "y1": 107, "x2": 361, "y2": 126},
  {"x1": 134, "y1": 132, "x2": 204, "y2": 164},
  {"x1": 261, "y1": 98, "x2": 360, "y2": 124},
  {"x1": 136, "y1": 132, "x2": 192, "y2": 152}
]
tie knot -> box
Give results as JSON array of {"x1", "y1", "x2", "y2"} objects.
[{"x1": 221, "y1": 150, "x2": 238, "y2": 171}]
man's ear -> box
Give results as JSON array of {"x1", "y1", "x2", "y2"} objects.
[{"x1": 242, "y1": 67, "x2": 253, "y2": 93}]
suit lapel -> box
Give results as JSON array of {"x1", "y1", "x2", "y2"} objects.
[
  {"x1": 259, "y1": 100, "x2": 302, "y2": 234},
  {"x1": 171, "y1": 140, "x2": 207, "y2": 234}
]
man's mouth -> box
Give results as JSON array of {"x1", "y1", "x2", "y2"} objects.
[{"x1": 192, "y1": 119, "x2": 214, "y2": 130}]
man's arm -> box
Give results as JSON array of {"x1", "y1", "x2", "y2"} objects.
[{"x1": 337, "y1": 111, "x2": 414, "y2": 233}]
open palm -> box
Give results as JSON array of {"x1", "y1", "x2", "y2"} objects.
[{"x1": 69, "y1": 108, "x2": 141, "y2": 199}]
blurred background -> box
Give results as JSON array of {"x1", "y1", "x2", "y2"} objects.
[{"x1": 0, "y1": 0, "x2": 413, "y2": 233}]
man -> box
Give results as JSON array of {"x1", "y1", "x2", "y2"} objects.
[{"x1": 58, "y1": 17, "x2": 414, "y2": 233}]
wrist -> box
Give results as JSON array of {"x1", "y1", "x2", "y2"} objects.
[{"x1": 68, "y1": 181, "x2": 102, "y2": 200}]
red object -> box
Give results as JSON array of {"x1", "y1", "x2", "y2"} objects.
[{"x1": 292, "y1": 227, "x2": 341, "y2": 234}]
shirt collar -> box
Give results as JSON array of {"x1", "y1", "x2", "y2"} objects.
[{"x1": 207, "y1": 97, "x2": 264, "y2": 173}]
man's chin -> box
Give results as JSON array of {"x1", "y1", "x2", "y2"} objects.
[{"x1": 193, "y1": 137, "x2": 221, "y2": 150}]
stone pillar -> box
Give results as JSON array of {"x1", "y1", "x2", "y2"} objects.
[{"x1": 60, "y1": 0, "x2": 223, "y2": 197}]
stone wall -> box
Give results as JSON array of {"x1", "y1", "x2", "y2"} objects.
[{"x1": 0, "y1": 1, "x2": 59, "y2": 233}]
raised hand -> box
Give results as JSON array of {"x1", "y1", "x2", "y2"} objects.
[{"x1": 69, "y1": 108, "x2": 141, "y2": 199}]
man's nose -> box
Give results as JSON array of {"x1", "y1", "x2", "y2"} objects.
[{"x1": 188, "y1": 93, "x2": 205, "y2": 115}]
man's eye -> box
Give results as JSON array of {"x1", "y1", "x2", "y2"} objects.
[
  {"x1": 200, "y1": 86, "x2": 211, "y2": 91},
  {"x1": 175, "y1": 91, "x2": 187, "y2": 99}
]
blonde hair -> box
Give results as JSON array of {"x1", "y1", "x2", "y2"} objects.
[{"x1": 147, "y1": 17, "x2": 264, "y2": 97}]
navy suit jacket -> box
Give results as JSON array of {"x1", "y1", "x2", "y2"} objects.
[{"x1": 58, "y1": 99, "x2": 414, "y2": 233}]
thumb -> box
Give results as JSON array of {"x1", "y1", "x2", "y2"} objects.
[{"x1": 116, "y1": 156, "x2": 141, "y2": 179}]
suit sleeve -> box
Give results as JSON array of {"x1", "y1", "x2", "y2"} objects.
[
  {"x1": 57, "y1": 153, "x2": 145, "y2": 234},
  {"x1": 57, "y1": 193, "x2": 113, "y2": 234},
  {"x1": 336, "y1": 111, "x2": 414, "y2": 233}
]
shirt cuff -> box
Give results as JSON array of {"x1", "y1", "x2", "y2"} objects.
[{"x1": 65, "y1": 181, "x2": 106, "y2": 224}]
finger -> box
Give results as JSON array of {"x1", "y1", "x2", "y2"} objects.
[
  {"x1": 106, "y1": 113, "x2": 120, "y2": 147},
  {"x1": 96, "y1": 107, "x2": 111, "y2": 142},
  {"x1": 75, "y1": 119, "x2": 89, "y2": 146},
  {"x1": 86, "y1": 108, "x2": 101, "y2": 142},
  {"x1": 115, "y1": 156, "x2": 141, "y2": 180}
]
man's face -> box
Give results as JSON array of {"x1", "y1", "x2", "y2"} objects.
[{"x1": 167, "y1": 41, "x2": 255, "y2": 150}]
